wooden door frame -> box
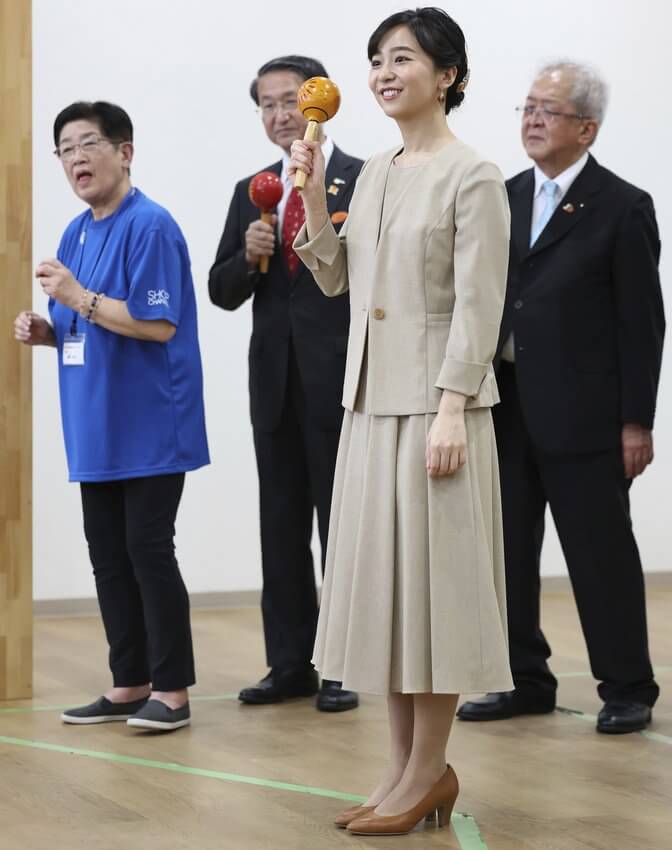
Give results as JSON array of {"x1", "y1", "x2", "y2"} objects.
[{"x1": 1, "y1": 0, "x2": 33, "y2": 700}]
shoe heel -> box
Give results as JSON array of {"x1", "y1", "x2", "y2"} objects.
[{"x1": 436, "y1": 803, "x2": 454, "y2": 828}]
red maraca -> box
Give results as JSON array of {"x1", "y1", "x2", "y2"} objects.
[{"x1": 249, "y1": 171, "x2": 283, "y2": 273}]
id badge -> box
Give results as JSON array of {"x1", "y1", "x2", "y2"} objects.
[{"x1": 63, "y1": 333, "x2": 86, "y2": 366}]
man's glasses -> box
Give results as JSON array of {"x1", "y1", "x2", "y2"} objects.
[
  {"x1": 54, "y1": 135, "x2": 124, "y2": 162},
  {"x1": 515, "y1": 105, "x2": 588, "y2": 123},
  {"x1": 258, "y1": 99, "x2": 298, "y2": 118}
]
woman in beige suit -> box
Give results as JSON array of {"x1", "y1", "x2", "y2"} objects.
[{"x1": 290, "y1": 7, "x2": 512, "y2": 836}]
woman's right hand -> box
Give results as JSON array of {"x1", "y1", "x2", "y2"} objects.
[
  {"x1": 14, "y1": 311, "x2": 55, "y2": 346},
  {"x1": 288, "y1": 140, "x2": 329, "y2": 238},
  {"x1": 289, "y1": 140, "x2": 326, "y2": 205}
]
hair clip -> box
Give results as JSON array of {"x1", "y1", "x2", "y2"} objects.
[{"x1": 456, "y1": 73, "x2": 469, "y2": 94}]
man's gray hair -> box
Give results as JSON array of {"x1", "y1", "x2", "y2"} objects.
[{"x1": 538, "y1": 60, "x2": 609, "y2": 125}]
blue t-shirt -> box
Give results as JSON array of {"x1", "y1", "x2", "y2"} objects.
[{"x1": 49, "y1": 188, "x2": 210, "y2": 482}]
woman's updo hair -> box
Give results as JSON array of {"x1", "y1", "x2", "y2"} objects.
[{"x1": 367, "y1": 7, "x2": 469, "y2": 115}]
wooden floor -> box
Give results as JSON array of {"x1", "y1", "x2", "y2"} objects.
[{"x1": 1, "y1": 588, "x2": 671, "y2": 850}]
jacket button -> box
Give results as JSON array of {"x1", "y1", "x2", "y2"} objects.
[
  {"x1": 514, "y1": 299, "x2": 523, "y2": 310},
  {"x1": 373, "y1": 308, "x2": 386, "y2": 320}
]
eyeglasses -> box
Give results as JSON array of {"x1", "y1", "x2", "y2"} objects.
[
  {"x1": 515, "y1": 105, "x2": 588, "y2": 123},
  {"x1": 54, "y1": 135, "x2": 124, "y2": 162},
  {"x1": 258, "y1": 98, "x2": 298, "y2": 118}
]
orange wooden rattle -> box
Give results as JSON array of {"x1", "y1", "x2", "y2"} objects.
[
  {"x1": 248, "y1": 171, "x2": 283, "y2": 273},
  {"x1": 294, "y1": 76, "x2": 341, "y2": 190}
]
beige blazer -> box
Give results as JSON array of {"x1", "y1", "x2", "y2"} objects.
[{"x1": 294, "y1": 140, "x2": 510, "y2": 415}]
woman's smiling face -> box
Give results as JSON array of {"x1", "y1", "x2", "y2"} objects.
[{"x1": 368, "y1": 25, "x2": 455, "y2": 121}]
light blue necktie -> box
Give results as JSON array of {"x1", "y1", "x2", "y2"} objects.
[{"x1": 530, "y1": 179, "x2": 559, "y2": 246}]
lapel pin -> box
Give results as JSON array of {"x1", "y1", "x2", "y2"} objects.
[
  {"x1": 562, "y1": 203, "x2": 575, "y2": 214},
  {"x1": 333, "y1": 177, "x2": 345, "y2": 185},
  {"x1": 327, "y1": 184, "x2": 340, "y2": 195}
]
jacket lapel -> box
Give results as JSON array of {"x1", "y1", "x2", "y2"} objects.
[
  {"x1": 509, "y1": 170, "x2": 534, "y2": 262},
  {"x1": 324, "y1": 145, "x2": 357, "y2": 219},
  {"x1": 374, "y1": 142, "x2": 473, "y2": 251},
  {"x1": 528, "y1": 155, "x2": 602, "y2": 256},
  {"x1": 373, "y1": 146, "x2": 404, "y2": 249}
]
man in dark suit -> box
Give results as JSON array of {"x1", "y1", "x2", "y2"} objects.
[
  {"x1": 209, "y1": 56, "x2": 362, "y2": 711},
  {"x1": 458, "y1": 61, "x2": 664, "y2": 733}
]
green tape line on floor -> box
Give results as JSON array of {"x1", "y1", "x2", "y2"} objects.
[
  {"x1": 0, "y1": 734, "x2": 363, "y2": 801},
  {"x1": 0, "y1": 733, "x2": 487, "y2": 849},
  {"x1": 451, "y1": 812, "x2": 489, "y2": 850}
]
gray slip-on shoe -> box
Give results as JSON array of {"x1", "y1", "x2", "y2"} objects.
[
  {"x1": 61, "y1": 695, "x2": 149, "y2": 725},
  {"x1": 126, "y1": 699, "x2": 191, "y2": 731}
]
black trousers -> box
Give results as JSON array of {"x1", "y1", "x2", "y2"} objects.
[
  {"x1": 495, "y1": 363, "x2": 658, "y2": 707},
  {"x1": 80, "y1": 473, "x2": 195, "y2": 691},
  {"x1": 253, "y1": 344, "x2": 342, "y2": 673}
]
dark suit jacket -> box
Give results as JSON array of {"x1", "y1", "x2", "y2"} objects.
[
  {"x1": 496, "y1": 154, "x2": 665, "y2": 454},
  {"x1": 209, "y1": 146, "x2": 363, "y2": 432}
]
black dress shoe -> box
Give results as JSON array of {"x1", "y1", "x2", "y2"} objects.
[
  {"x1": 316, "y1": 680, "x2": 359, "y2": 713},
  {"x1": 597, "y1": 701, "x2": 652, "y2": 734},
  {"x1": 238, "y1": 668, "x2": 319, "y2": 705},
  {"x1": 457, "y1": 691, "x2": 555, "y2": 721}
]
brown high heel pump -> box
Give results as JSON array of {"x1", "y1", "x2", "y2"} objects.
[
  {"x1": 347, "y1": 764, "x2": 459, "y2": 836},
  {"x1": 334, "y1": 804, "x2": 375, "y2": 828},
  {"x1": 335, "y1": 804, "x2": 437, "y2": 829},
  {"x1": 335, "y1": 804, "x2": 437, "y2": 828}
]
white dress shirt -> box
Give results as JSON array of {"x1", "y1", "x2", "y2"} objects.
[{"x1": 501, "y1": 152, "x2": 589, "y2": 362}]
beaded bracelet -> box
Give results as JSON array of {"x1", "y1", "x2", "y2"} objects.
[
  {"x1": 90, "y1": 292, "x2": 105, "y2": 323},
  {"x1": 77, "y1": 288, "x2": 90, "y2": 320},
  {"x1": 85, "y1": 293, "x2": 99, "y2": 322},
  {"x1": 77, "y1": 288, "x2": 105, "y2": 323}
]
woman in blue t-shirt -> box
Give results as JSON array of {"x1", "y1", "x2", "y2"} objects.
[{"x1": 14, "y1": 101, "x2": 209, "y2": 732}]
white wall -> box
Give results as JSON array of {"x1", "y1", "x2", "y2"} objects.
[{"x1": 32, "y1": 0, "x2": 671, "y2": 600}]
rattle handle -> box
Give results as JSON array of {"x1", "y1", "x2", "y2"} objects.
[
  {"x1": 259, "y1": 211, "x2": 273, "y2": 274},
  {"x1": 294, "y1": 120, "x2": 319, "y2": 191}
]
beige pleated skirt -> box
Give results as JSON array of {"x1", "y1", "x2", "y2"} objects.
[{"x1": 312, "y1": 368, "x2": 514, "y2": 695}]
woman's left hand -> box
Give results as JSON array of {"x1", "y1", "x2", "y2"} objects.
[
  {"x1": 36, "y1": 259, "x2": 83, "y2": 309},
  {"x1": 426, "y1": 391, "x2": 468, "y2": 477}
]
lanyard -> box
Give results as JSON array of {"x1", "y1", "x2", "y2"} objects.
[{"x1": 69, "y1": 187, "x2": 136, "y2": 335}]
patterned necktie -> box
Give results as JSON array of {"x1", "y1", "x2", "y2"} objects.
[
  {"x1": 282, "y1": 187, "x2": 305, "y2": 275},
  {"x1": 530, "y1": 179, "x2": 559, "y2": 246}
]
